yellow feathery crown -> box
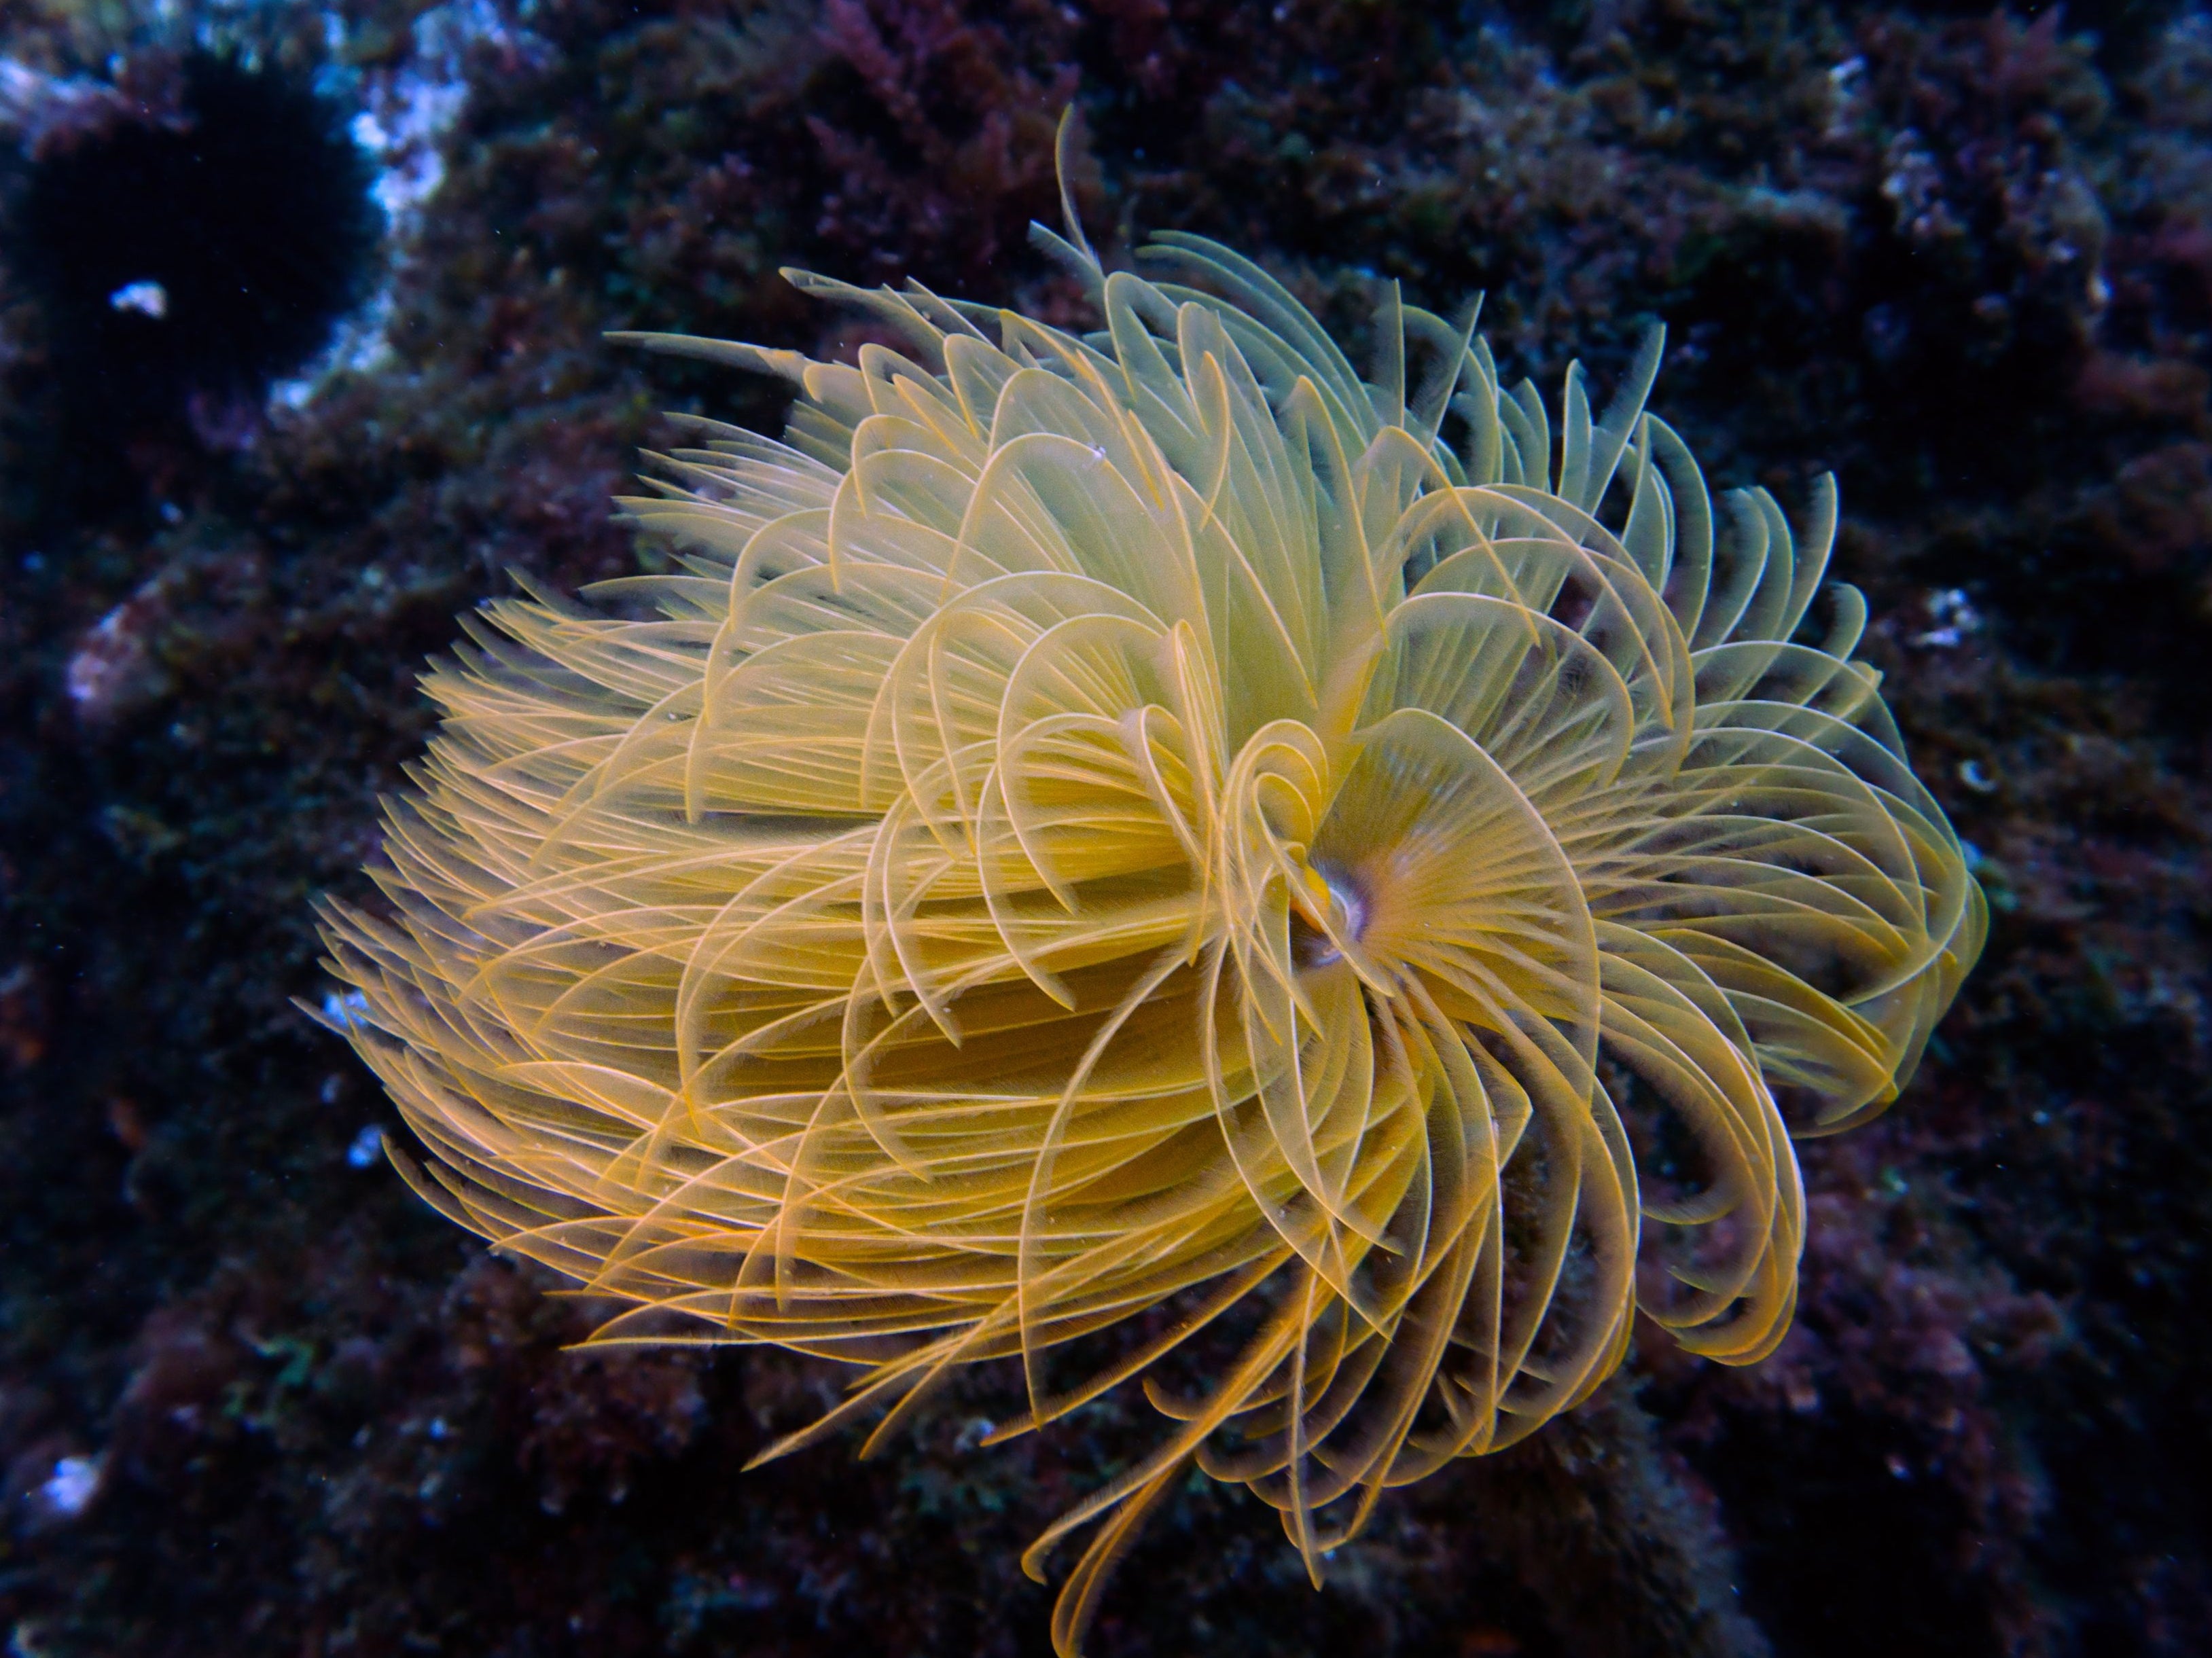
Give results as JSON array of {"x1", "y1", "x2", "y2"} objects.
[{"x1": 319, "y1": 125, "x2": 1984, "y2": 1653}]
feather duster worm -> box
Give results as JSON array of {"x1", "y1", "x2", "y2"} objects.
[{"x1": 319, "y1": 133, "x2": 1984, "y2": 1653}]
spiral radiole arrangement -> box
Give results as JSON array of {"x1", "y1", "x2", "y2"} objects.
[{"x1": 320, "y1": 132, "x2": 1984, "y2": 1654}]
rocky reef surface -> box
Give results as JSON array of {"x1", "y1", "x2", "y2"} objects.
[{"x1": 0, "y1": 1, "x2": 2207, "y2": 1653}]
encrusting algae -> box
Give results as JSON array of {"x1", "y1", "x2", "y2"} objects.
[{"x1": 318, "y1": 120, "x2": 1985, "y2": 1654}]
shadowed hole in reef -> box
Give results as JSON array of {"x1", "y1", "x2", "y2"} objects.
[
  {"x1": 1694, "y1": 1404, "x2": 1999, "y2": 1658},
  {"x1": 3, "y1": 50, "x2": 380, "y2": 516}
]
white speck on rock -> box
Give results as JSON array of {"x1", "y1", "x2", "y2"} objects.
[
  {"x1": 321, "y1": 989, "x2": 370, "y2": 1032},
  {"x1": 107, "y1": 280, "x2": 168, "y2": 319},
  {"x1": 37, "y1": 1456, "x2": 101, "y2": 1519}
]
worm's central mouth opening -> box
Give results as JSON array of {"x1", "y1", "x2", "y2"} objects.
[{"x1": 1290, "y1": 860, "x2": 1368, "y2": 968}]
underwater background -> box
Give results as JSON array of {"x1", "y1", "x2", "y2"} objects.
[{"x1": 0, "y1": 0, "x2": 2206, "y2": 1653}]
